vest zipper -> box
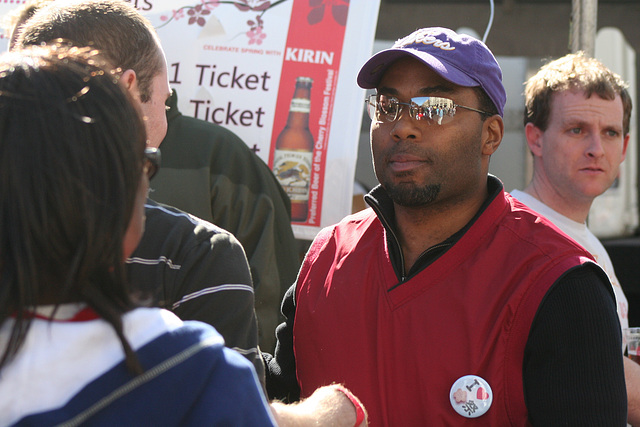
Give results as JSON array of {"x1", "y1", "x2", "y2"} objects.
[{"x1": 368, "y1": 202, "x2": 407, "y2": 281}]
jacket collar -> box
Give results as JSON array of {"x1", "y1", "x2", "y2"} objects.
[{"x1": 364, "y1": 175, "x2": 504, "y2": 280}]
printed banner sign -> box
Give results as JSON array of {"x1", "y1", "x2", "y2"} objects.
[{"x1": 0, "y1": 0, "x2": 381, "y2": 240}]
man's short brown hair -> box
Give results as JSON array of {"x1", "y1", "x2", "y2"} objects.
[
  {"x1": 16, "y1": 0, "x2": 163, "y2": 103},
  {"x1": 524, "y1": 52, "x2": 632, "y2": 135}
]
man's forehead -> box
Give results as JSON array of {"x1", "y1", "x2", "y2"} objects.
[
  {"x1": 551, "y1": 90, "x2": 625, "y2": 124},
  {"x1": 552, "y1": 88, "x2": 623, "y2": 108}
]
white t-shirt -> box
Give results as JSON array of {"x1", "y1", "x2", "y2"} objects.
[{"x1": 511, "y1": 189, "x2": 630, "y2": 349}]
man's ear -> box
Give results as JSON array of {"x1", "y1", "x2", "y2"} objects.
[
  {"x1": 621, "y1": 133, "x2": 630, "y2": 162},
  {"x1": 120, "y1": 69, "x2": 140, "y2": 100},
  {"x1": 481, "y1": 115, "x2": 504, "y2": 156},
  {"x1": 524, "y1": 122, "x2": 544, "y2": 157}
]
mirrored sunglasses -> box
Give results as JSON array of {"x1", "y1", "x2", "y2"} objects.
[
  {"x1": 144, "y1": 147, "x2": 161, "y2": 180},
  {"x1": 365, "y1": 94, "x2": 491, "y2": 125}
]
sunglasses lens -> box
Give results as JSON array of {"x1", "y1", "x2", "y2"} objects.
[
  {"x1": 366, "y1": 95, "x2": 378, "y2": 121},
  {"x1": 144, "y1": 148, "x2": 161, "y2": 180},
  {"x1": 412, "y1": 97, "x2": 456, "y2": 125},
  {"x1": 377, "y1": 95, "x2": 399, "y2": 122},
  {"x1": 367, "y1": 95, "x2": 462, "y2": 125}
]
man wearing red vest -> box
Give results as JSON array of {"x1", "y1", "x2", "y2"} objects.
[{"x1": 264, "y1": 27, "x2": 627, "y2": 425}]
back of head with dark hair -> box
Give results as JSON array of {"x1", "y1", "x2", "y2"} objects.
[
  {"x1": 15, "y1": 0, "x2": 163, "y2": 103},
  {"x1": 524, "y1": 51, "x2": 632, "y2": 135},
  {"x1": 0, "y1": 43, "x2": 147, "y2": 373}
]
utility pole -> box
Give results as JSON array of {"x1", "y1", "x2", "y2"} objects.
[{"x1": 570, "y1": 0, "x2": 598, "y2": 56}]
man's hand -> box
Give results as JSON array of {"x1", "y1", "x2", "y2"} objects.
[{"x1": 270, "y1": 384, "x2": 367, "y2": 426}]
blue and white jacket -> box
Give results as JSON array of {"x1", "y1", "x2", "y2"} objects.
[{"x1": 0, "y1": 305, "x2": 276, "y2": 426}]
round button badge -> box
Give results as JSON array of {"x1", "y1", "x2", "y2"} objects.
[{"x1": 449, "y1": 375, "x2": 493, "y2": 418}]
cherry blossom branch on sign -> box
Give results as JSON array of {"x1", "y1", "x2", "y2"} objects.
[
  {"x1": 157, "y1": 0, "x2": 290, "y2": 45},
  {"x1": 157, "y1": 0, "x2": 289, "y2": 29}
]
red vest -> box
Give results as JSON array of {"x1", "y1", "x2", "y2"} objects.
[{"x1": 293, "y1": 192, "x2": 594, "y2": 426}]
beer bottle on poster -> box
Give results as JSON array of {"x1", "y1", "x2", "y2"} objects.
[{"x1": 273, "y1": 77, "x2": 314, "y2": 222}]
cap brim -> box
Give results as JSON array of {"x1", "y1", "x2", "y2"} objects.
[{"x1": 357, "y1": 48, "x2": 478, "y2": 90}]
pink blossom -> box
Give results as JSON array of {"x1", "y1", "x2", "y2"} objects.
[
  {"x1": 200, "y1": 0, "x2": 220, "y2": 11},
  {"x1": 246, "y1": 27, "x2": 267, "y2": 45},
  {"x1": 235, "y1": 0, "x2": 272, "y2": 12},
  {"x1": 187, "y1": 4, "x2": 211, "y2": 27},
  {"x1": 308, "y1": 0, "x2": 349, "y2": 26}
]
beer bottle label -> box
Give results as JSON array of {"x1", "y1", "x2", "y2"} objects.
[
  {"x1": 290, "y1": 98, "x2": 311, "y2": 113},
  {"x1": 273, "y1": 149, "x2": 313, "y2": 201}
]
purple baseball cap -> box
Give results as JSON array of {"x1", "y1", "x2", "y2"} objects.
[{"x1": 357, "y1": 27, "x2": 506, "y2": 117}]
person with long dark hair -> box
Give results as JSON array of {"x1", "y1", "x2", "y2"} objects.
[{"x1": 0, "y1": 43, "x2": 276, "y2": 426}]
